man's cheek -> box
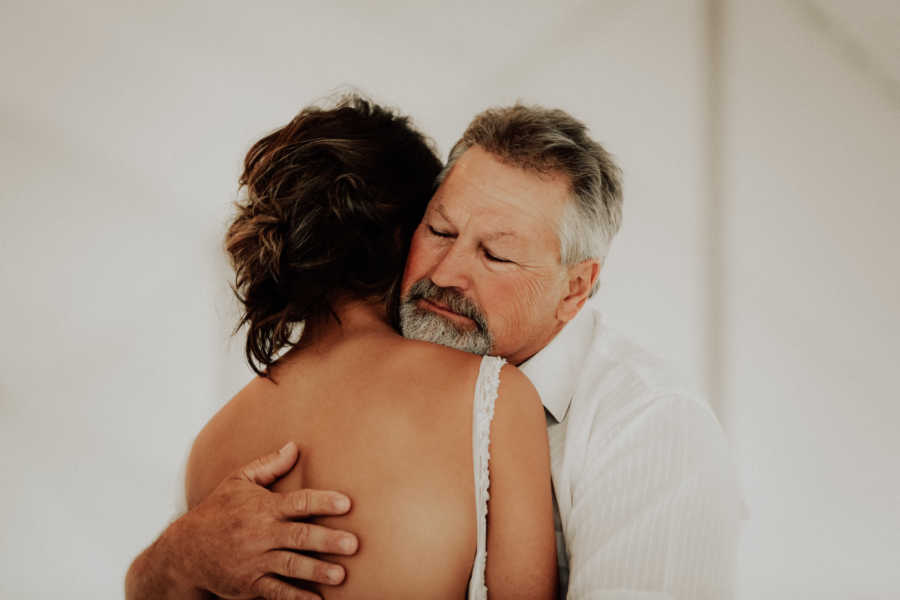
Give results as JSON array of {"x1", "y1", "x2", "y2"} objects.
[
  {"x1": 411, "y1": 244, "x2": 442, "y2": 278},
  {"x1": 402, "y1": 238, "x2": 429, "y2": 285},
  {"x1": 406, "y1": 234, "x2": 428, "y2": 264},
  {"x1": 505, "y1": 280, "x2": 544, "y2": 326}
]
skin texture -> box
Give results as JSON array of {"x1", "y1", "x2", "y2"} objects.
[
  {"x1": 401, "y1": 145, "x2": 599, "y2": 366},
  {"x1": 125, "y1": 443, "x2": 357, "y2": 600},
  {"x1": 183, "y1": 300, "x2": 557, "y2": 600}
]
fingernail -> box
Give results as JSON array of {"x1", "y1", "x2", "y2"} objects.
[
  {"x1": 340, "y1": 535, "x2": 357, "y2": 553},
  {"x1": 279, "y1": 441, "x2": 294, "y2": 454},
  {"x1": 328, "y1": 566, "x2": 344, "y2": 583},
  {"x1": 333, "y1": 495, "x2": 350, "y2": 512}
]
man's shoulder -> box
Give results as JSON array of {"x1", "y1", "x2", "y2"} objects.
[
  {"x1": 564, "y1": 311, "x2": 743, "y2": 505},
  {"x1": 561, "y1": 307, "x2": 734, "y2": 464},
  {"x1": 572, "y1": 307, "x2": 702, "y2": 412},
  {"x1": 524, "y1": 303, "x2": 710, "y2": 425},
  {"x1": 554, "y1": 309, "x2": 747, "y2": 566}
]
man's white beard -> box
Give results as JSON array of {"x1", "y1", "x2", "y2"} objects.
[{"x1": 399, "y1": 303, "x2": 493, "y2": 355}]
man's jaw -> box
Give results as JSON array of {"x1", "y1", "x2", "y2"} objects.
[{"x1": 399, "y1": 288, "x2": 494, "y2": 355}]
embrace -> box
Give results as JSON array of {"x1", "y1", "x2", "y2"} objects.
[{"x1": 126, "y1": 96, "x2": 743, "y2": 599}]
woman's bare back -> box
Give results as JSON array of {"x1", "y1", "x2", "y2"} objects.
[{"x1": 190, "y1": 326, "x2": 488, "y2": 599}]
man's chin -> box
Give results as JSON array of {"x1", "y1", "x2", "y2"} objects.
[{"x1": 399, "y1": 302, "x2": 493, "y2": 355}]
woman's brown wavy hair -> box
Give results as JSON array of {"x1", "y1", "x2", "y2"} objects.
[{"x1": 225, "y1": 95, "x2": 442, "y2": 376}]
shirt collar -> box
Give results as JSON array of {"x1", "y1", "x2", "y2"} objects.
[{"x1": 519, "y1": 304, "x2": 600, "y2": 423}]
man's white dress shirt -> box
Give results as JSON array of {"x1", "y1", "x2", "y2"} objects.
[{"x1": 520, "y1": 304, "x2": 745, "y2": 600}]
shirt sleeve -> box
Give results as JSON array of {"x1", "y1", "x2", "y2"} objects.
[{"x1": 564, "y1": 394, "x2": 745, "y2": 600}]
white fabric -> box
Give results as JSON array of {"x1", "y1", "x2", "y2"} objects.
[
  {"x1": 466, "y1": 355, "x2": 505, "y2": 600},
  {"x1": 520, "y1": 304, "x2": 746, "y2": 600}
]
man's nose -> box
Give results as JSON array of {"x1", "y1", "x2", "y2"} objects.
[{"x1": 430, "y1": 242, "x2": 471, "y2": 291}]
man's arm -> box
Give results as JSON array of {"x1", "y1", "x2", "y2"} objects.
[
  {"x1": 125, "y1": 524, "x2": 210, "y2": 600},
  {"x1": 564, "y1": 395, "x2": 744, "y2": 600},
  {"x1": 125, "y1": 442, "x2": 359, "y2": 600}
]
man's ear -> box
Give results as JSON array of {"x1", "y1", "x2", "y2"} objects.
[{"x1": 556, "y1": 259, "x2": 601, "y2": 323}]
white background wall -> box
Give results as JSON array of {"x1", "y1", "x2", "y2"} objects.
[
  {"x1": 724, "y1": 1, "x2": 900, "y2": 597},
  {"x1": 0, "y1": 1, "x2": 897, "y2": 598}
]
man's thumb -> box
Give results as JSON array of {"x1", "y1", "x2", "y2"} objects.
[{"x1": 239, "y1": 441, "x2": 300, "y2": 486}]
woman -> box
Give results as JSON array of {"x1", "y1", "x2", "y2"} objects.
[{"x1": 186, "y1": 96, "x2": 557, "y2": 599}]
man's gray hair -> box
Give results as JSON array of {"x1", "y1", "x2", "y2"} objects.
[{"x1": 438, "y1": 104, "x2": 623, "y2": 295}]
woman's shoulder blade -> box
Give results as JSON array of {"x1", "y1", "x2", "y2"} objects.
[{"x1": 378, "y1": 338, "x2": 485, "y2": 390}]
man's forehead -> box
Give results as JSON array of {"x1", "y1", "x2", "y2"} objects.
[
  {"x1": 430, "y1": 201, "x2": 520, "y2": 241},
  {"x1": 436, "y1": 146, "x2": 568, "y2": 214}
]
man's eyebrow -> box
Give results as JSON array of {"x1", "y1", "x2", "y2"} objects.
[
  {"x1": 433, "y1": 203, "x2": 519, "y2": 240},
  {"x1": 483, "y1": 230, "x2": 517, "y2": 242},
  {"x1": 433, "y1": 203, "x2": 452, "y2": 221}
]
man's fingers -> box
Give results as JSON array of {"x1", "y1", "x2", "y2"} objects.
[
  {"x1": 274, "y1": 522, "x2": 358, "y2": 556},
  {"x1": 239, "y1": 442, "x2": 300, "y2": 486},
  {"x1": 252, "y1": 574, "x2": 322, "y2": 600},
  {"x1": 280, "y1": 488, "x2": 352, "y2": 519},
  {"x1": 266, "y1": 550, "x2": 347, "y2": 586}
]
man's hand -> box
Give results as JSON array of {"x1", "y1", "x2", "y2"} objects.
[{"x1": 126, "y1": 442, "x2": 359, "y2": 600}]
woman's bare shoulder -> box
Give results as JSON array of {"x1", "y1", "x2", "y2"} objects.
[
  {"x1": 184, "y1": 376, "x2": 282, "y2": 508},
  {"x1": 378, "y1": 338, "x2": 486, "y2": 389},
  {"x1": 391, "y1": 337, "x2": 484, "y2": 366},
  {"x1": 497, "y1": 362, "x2": 539, "y2": 397},
  {"x1": 379, "y1": 341, "x2": 544, "y2": 418},
  {"x1": 485, "y1": 363, "x2": 557, "y2": 598}
]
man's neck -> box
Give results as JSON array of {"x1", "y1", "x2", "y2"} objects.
[{"x1": 507, "y1": 318, "x2": 569, "y2": 366}]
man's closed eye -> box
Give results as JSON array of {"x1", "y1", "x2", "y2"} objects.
[
  {"x1": 428, "y1": 225, "x2": 455, "y2": 238},
  {"x1": 484, "y1": 248, "x2": 513, "y2": 263}
]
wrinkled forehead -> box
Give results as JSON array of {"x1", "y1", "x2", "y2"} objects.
[{"x1": 429, "y1": 146, "x2": 571, "y2": 239}]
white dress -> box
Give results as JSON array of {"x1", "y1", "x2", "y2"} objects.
[{"x1": 466, "y1": 355, "x2": 506, "y2": 600}]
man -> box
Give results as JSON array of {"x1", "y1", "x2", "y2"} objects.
[{"x1": 127, "y1": 104, "x2": 743, "y2": 599}]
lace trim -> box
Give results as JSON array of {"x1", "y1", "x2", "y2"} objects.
[
  {"x1": 475, "y1": 355, "x2": 503, "y2": 503},
  {"x1": 469, "y1": 355, "x2": 505, "y2": 599}
]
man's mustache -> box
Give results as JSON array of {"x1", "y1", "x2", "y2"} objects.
[{"x1": 405, "y1": 279, "x2": 489, "y2": 333}]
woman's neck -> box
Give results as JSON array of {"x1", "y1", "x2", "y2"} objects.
[{"x1": 299, "y1": 296, "x2": 395, "y2": 349}]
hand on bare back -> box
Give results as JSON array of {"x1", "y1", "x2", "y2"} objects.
[{"x1": 131, "y1": 442, "x2": 358, "y2": 600}]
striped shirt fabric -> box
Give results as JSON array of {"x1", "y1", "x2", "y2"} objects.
[{"x1": 520, "y1": 305, "x2": 746, "y2": 600}]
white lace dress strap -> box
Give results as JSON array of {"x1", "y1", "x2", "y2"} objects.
[{"x1": 466, "y1": 355, "x2": 506, "y2": 600}]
